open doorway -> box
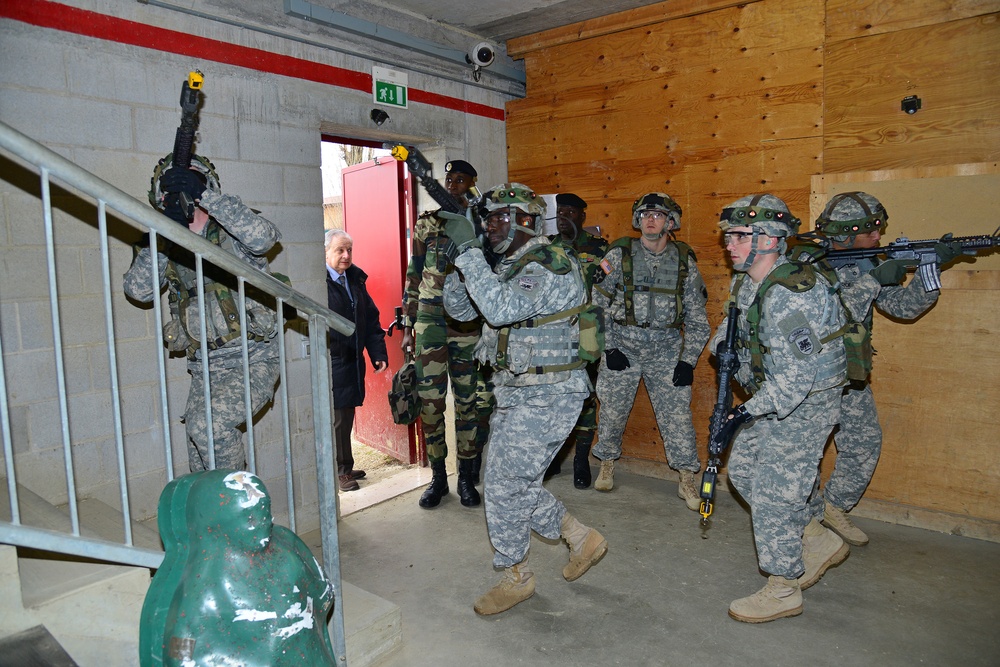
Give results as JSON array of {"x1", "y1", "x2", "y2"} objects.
[{"x1": 321, "y1": 135, "x2": 427, "y2": 511}]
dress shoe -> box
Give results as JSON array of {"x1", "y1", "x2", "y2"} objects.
[
  {"x1": 338, "y1": 473, "x2": 360, "y2": 492},
  {"x1": 348, "y1": 469, "x2": 366, "y2": 480}
]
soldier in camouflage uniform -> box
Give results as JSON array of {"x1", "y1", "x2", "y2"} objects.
[
  {"x1": 123, "y1": 154, "x2": 281, "y2": 472},
  {"x1": 399, "y1": 160, "x2": 484, "y2": 509},
  {"x1": 590, "y1": 193, "x2": 710, "y2": 510},
  {"x1": 710, "y1": 194, "x2": 849, "y2": 623},
  {"x1": 800, "y1": 192, "x2": 959, "y2": 546},
  {"x1": 545, "y1": 193, "x2": 608, "y2": 488},
  {"x1": 441, "y1": 183, "x2": 608, "y2": 616}
]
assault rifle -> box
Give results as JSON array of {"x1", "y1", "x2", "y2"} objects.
[
  {"x1": 172, "y1": 70, "x2": 204, "y2": 219},
  {"x1": 800, "y1": 229, "x2": 1000, "y2": 292},
  {"x1": 385, "y1": 144, "x2": 498, "y2": 267},
  {"x1": 699, "y1": 304, "x2": 741, "y2": 529}
]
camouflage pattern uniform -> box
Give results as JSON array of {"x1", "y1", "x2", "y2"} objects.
[
  {"x1": 123, "y1": 189, "x2": 281, "y2": 471},
  {"x1": 443, "y1": 236, "x2": 591, "y2": 569},
  {"x1": 712, "y1": 255, "x2": 848, "y2": 578},
  {"x1": 403, "y1": 211, "x2": 482, "y2": 463},
  {"x1": 591, "y1": 238, "x2": 710, "y2": 472},
  {"x1": 549, "y1": 229, "x2": 609, "y2": 462},
  {"x1": 809, "y1": 262, "x2": 938, "y2": 517}
]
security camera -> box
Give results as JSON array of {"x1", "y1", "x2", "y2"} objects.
[{"x1": 466, "y1": 42, "x2": 496, "y2": 68}]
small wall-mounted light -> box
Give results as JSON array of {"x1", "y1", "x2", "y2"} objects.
[
  {"x1": 901, "y1": 95, "x2": 922, "y2": 115},
  {"x1": 370, "y1": 108, "x2": 390, "y2": 126}
]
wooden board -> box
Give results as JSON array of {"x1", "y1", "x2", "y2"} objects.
[
  {"x1": 826, "y1": 0, "x2": 1000, "y2": 43},
  {"x1": 824, "y1": 13, "x2": 1000, "y2": 172}
]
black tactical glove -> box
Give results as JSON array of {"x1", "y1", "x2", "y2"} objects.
[
  {"x1": 605, "y1": 348, "x2": 630, "y2": 371},
  {"x1": 160, "y1": 167, "x2": 207, "y2": 223},
  {"x1": 869, "y1": 259, "x2": 910, "y2": 286},
  {"x1": 709, "y1": 404, "x2": 754, "y2": 454},
  {"x1": 934, "y1": 233, "x2": 964, "y2": 266},
  {"x1": 672, "y1": 360, "x2": 695, "y2": 387}
]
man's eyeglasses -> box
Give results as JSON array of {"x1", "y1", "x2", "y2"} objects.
[
  {"x1": 723, "y1": 231, "x2": 754, "y2": 245},
  {"x1": 639, "y1": 210, "x2": 667, "y2": 220}
]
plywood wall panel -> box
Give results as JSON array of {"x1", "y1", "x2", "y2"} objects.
[
  {"x1": 824, "y1": 13, "x2": 1000, "y2": 172},
  {"x1": 826, "y1": 0, "x2": 1000, "y2": 43}
]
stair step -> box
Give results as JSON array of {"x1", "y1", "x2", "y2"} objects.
[{"x1": 0, "y1": 624, "x2": 79, "y2": 667}]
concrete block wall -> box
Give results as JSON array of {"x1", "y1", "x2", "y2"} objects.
[{"x1": 0, "y1": 0, "x2": 511, "y2": 524}]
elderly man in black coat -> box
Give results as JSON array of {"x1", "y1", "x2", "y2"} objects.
[{"x1": 325, "y1": 229, "x2": 388, "y2": 491}]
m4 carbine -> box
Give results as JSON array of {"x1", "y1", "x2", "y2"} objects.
[
  {"x1": 699, "y1": 304, "x2": 741, "y2": 528},
  {"x1": 808, "y1": 230, "x2": 999, "y2": 292}
]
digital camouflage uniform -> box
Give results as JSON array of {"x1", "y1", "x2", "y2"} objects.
[
  {"x1": 123, "y1": 189, "x2": 281, "y2": 471},
  {"x1": 443, "y1": 236, "x2": 591, "y2": 569},
  {"x1": 808, "y1": 261, "x2": 938, "y2": 518},
  {"x1": 712, "y1": 255, "x2": 848, "y2": 578},
  {"x1": 591, "y1": 238, "x2": 710, "y2": 472},
  {"x1": 549, "y1": 229, "x2": 609, "y2": 462},
  {"x1": 403, "y1": 211, "x2": 482, "y2": 463}
]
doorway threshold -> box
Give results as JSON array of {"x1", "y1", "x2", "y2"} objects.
[{"x1": 338, "y1": 466, "x2": 433, "y2": 517}]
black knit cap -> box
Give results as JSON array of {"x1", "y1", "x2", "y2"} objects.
[
  {"x1": 556, "y1": 193, "x2": 587, "y2": 209},
  {"x1": 445, "y1": 160, "x2": 477, "y2": 178}
]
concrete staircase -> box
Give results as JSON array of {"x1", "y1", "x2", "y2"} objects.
[{"x1": 0, "y1": 481, "x2": 401, "y2": 666}]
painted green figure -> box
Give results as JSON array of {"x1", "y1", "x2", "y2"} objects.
[
  {"x1": 547, "y1": 193, "x2": 609, "y2": 488},
  {"x1": 140, "y1": 470, "x2": 336, "y2": 666},
  {"x1": 400, "y1": 160, "x2": 484, "y2": 509}
]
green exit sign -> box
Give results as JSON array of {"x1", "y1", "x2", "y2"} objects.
[{"x1": 372, "y1": 66, "x2": 408, "y2": 109}]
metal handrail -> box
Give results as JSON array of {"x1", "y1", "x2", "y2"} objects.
[{"x1": 0, "y1": 119, "x2": 353, "y2": 664}]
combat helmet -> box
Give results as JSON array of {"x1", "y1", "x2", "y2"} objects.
[
  {"x1": 480, "y1": 182, "x2": 546, "y2": 253},
  {"x1": 148, "y1": 152, "x2": 221, "y2": 211},
  {"x1": 631, "y1": 192, "x2": 682, "y2": 232},
  {"x1": 815, "y1": 191, "x2": 887, "y2": 241},
  {"x1": 719, "y1": 194, "x2": 800, "y2": 270}
]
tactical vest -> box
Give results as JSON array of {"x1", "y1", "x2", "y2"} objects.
[
  {"x1": 787, "y1": 244, "x2": 873, "y2": 381},
  {"x1": 727, "y1": 261, "x2": 848, "y2": 392},
  {"x1": 494, "y1": 244, "x2": 598, "y2": 374},
  {"x1": 163, "y1": 222, "x2": 268, "y2": 358},
  {"x1": 599, "y1": 237, "x2": 690, "y2": 329}
]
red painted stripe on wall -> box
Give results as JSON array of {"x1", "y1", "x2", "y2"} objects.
[{"x1": 1, "y1": 0, "x2": 505, "y2": 121}]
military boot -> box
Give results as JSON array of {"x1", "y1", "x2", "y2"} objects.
[
  {"x1": 800, "y1": 518, "x2": 850, "y2": 589},
  {"x1": 561, "y1": 513, "x2": 608, "y2": 581},
  {"x1": 677, "y1": 470, "x2": 701, "y2": 511},
  {"x1": 418, "y1": 459, "x2": 449, "y2": 509},
  {"x1": 470, "y1": 451, "x2": 483, "y2": 486},
  {"x1": 594, "y1": 459, "x2": 615, "y2": 492},
  {"x1": 822, "y1": 501, "x2": 869, "y2": 546},
  {"x1": 573, "y1": 438, "x2": 592, "y2": 489},
  {"x1": 728, "y1": 576, "x2": 803, "y2": 623},
  {"x1": 474, "y1": 560, "x2": 535, "y2": 615},
  {"x1": 457, "y1": 458, "x2": 481, "y2": 507}
]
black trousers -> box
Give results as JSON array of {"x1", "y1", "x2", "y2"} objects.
[{"x1": 334, "y1": 407, "x2": 356, "y2": 475}]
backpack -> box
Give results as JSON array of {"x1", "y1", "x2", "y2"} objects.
[{"x1": 388, "y1": 357, "x2": 420, "y2": 425}]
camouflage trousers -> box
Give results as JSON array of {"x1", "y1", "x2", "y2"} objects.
[
  {"x1": 183, "y1": 357, "x2": 280, "y2": 472},
  {"x1": 809, "y1": 382, "x2": 882, "y2": 517},
  {"x1": 474, "y1": 365, "x2": 494, "y2": 454},
  {"x1": 592, "y1": 337, "x2": 699, "y2": 472},
  {"x1": 727, "y1": 388, "x2": 842, "y2": 579},
  {"x1": 413, "y1": 310, "x2": 480, "y2": 462},
  {"x1": 485, "y1": 385, "x2": 586, "y2": 568}
]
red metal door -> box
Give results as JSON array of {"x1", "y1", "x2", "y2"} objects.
[{"x1": 342, "y1": 157, "x2": 417, "y2": 464}]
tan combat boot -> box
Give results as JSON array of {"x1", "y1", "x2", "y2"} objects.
[
  {"x1": 822, "y1": 501, "x2": 869, "y2": 546},
  {"x1": 729, "y1": 575, "x2": 803, "y2": 623},
  {"x1": 800, "y1": 518, "x2": 850, "y2": 590},
  {"x1": 474, "y1": 560, "x2": 535, "y2": 615},
  {"x1": 594, "y1": 459, "x2": 615, "y2": 492},
  {"x1": 561, "y1": 513, "x2": 608, "y2": 581},
  {"x1": 677, "y1": 470, "x2": 701, "y2": 511}
]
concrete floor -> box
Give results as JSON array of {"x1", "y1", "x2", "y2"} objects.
[{"x1": 334, "y1": 467, "x2": 1000, "y2": 667}]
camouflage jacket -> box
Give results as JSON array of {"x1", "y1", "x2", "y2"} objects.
[
  {"x1": 548, "y1": 229, "x2": 608, "y2": 291},
  {"x1": 122, "y1": 189, "x2": 281, "y2": 368},
  {"x1": 443, "y1": 236, "x2": 591, "y2": 392}
]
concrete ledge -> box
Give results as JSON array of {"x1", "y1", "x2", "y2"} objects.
[{"x1": 340, "y1": 581, "x2": 402, "y2": 667}]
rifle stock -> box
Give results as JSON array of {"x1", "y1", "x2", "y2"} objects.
[{"x1": 698, "y1": 304, "x2": 741, "y2": 527}]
